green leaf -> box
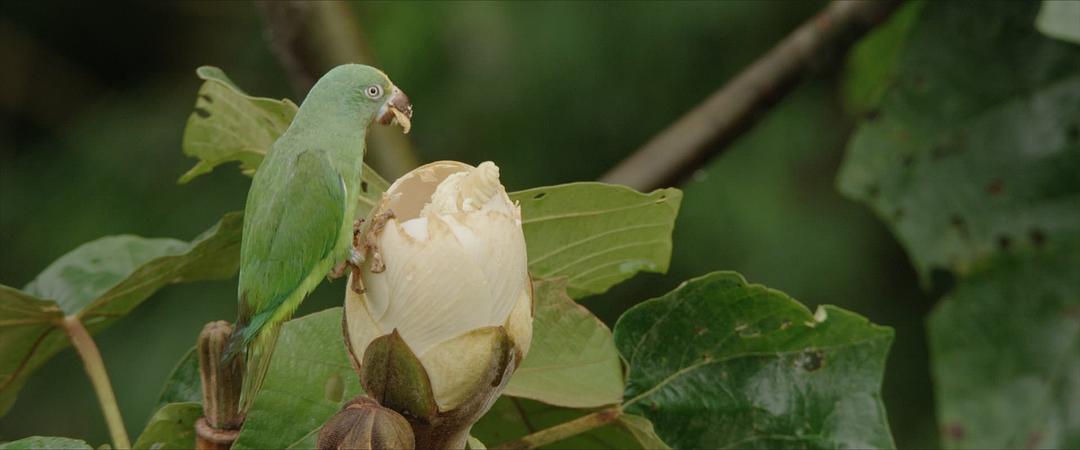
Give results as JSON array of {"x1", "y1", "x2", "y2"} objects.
[
  {"x1": 0, "y1": 437, "x2": 92, "y2": 450},
  {"x1": 511, "y1": 183, "x2": 682, "y2": 299},
  {"x1": 179, "y1": 66, "x2": 388, "y2": 217},
  {"x1": 233, "y1": 308, "x2": 362, "y2": 450},
  {"x1": 132, "y1": 402, "x2": 202, "y2": 450},
  {"x1": 615, "y1": 271, "x2": 895, "y2": 449},
  {"x1": 472, "y1": 397, "x2": 662, "y2": 449},
  {"x1": 0, "y1": 213, "x2": 242, "y2": 415},
  {"x1": 841, "y1": 1, "x2": 925, "y2": 116},
  {"x1": 928, "y1": 243, "x2": 1080, "y2": 449},
  {"x1": 1037, "y1": 0, "x2": 1080, "y2": 45},
  {"x1": 837, "y1": 1, "x2": 1080, "y2": 282},
  {"x1": 155, "y1": 347, "x2": 201, "y2": 409},
  {"x1": 504, "y1": 278, "x2": 624, "y2": 408}
]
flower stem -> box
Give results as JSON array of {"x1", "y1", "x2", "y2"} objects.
[
  {"x1": 62, "y1": 316, "x2": 131, "y2": 449},
  {"x1": 493, "y1": 406, "x2": 622, "y2": 449}
]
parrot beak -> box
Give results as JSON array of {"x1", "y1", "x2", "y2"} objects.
[{"x1": 377, "y1": 86, "x2": 413, "y2": 134}]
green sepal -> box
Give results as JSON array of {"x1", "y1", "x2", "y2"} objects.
[
  {"x1": 410, "y1": 326, "x2": 517, "y2": 450},
  {"x1": 361, "y1": 330, "x2": 438, "y2": 422}
]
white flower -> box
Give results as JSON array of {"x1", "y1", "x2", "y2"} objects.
[{"x1": 345, "y1": 161, "x2": 532, "y2": 413}]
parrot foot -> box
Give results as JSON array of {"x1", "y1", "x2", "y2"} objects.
[
  {"x1": 348, "y1": 246, "x2": 365, "y2": 267},
  {"x1": 363, "y1": 210, "x2": 395, "y2": 274},
  {"x1": 328, "y1": 260, "x2": 348, "y2": 280},
  {"x1": 349, "y1": 266, "x2": 365, "y2": 294}
]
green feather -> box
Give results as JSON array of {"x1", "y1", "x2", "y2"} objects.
[{"x1": 231, "y1": 64, "x2": 397, "y2": 412}]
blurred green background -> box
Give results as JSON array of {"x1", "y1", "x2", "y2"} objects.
[{"x1": 0, "y1": 2, "x2": 935, "y2": 447}]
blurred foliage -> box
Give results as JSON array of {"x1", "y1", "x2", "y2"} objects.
[
  {"x1": 0, "y1": 1, "x2": 934, "y2": 448},
  {"x1": 840, "y1": 2, "x2": 1080, "y2": 448}
]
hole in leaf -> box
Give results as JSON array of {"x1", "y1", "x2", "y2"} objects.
[
  {"x1": 950, "y1": 215, "x2": 968, "y2": 237},
  {"x1": 1029, "y1": 228, "x2": 1046, "y2": 247},
  {"x1": 532, "y1": 192, "x2": 546, "y2": 200},
  {"x1": 361, "y1": 181, "x2": 369, "y2": 193},
  {"x1": 199, "y1": 94, "x2": 214, "y2": 103},
  {"x1": 796, "y1": 349, "x2": 825, "y2": 372},
  {"x1": 194, "y1": 107, "x2": 211, "y2": 119}
]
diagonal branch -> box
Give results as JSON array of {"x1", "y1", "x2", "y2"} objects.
[
  {"x1": 255, "y1": 1, "x2": 420, "y2": 179},
  {"x1": 600, "y1": 0, "x2": 902, "y2": 191}
]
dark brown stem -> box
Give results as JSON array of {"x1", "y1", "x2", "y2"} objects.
[
  {"x1": 255, "y1": 0, "x2": 420, "y2": 179},
  {"x1": 196, "y1": 321, "x2": 243, "y2": 450},
  {"x1": 600, "y1": 0, "x2": 902, "y2": 191},
  {"x1": 492, "y1": 406, "x2": 622, "y2": 450}
]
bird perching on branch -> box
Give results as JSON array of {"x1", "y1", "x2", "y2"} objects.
[{"x1": 226, "y1": 64, "x2": 413, "y2": 413}]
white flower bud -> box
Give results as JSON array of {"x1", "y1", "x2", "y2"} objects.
[{"x1": 345, "y1": 161, "x2": 532, "y2": 415}]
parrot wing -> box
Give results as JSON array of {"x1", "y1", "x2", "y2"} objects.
[{"x1": 234, "y1": 147, "x2": 347, "y2": 410}]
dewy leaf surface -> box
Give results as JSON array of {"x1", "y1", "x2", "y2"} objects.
[
  {"x1": 179, "y1": 66, "x2": 387, "y2": 217},
  {"x1": 503, "y1": 278, "x2": 623, "y2": 408},
  {"x1": 133, "y1": 402, "x2": 202, "y2": 450},
  {"x1": 0, "y1": 213, "x2": 242, "y2": 415},
  {"x1": 233, "y1": 308, "x2": 361, "y2": 450},
  {"x1": 928, "y1": 243, "x2": 1080, "y2": 449},
  {"x1": 511, "y1": 183, "x2": 681, "y2": 299},
  {"x1": 837, "y1": 1, "x2": 1080, "y2": 282},
  {"x1": 472, "y1": 397, "x2": 665, "y2": 449},
  {"x1": 615, "y1": 271, "x2": 895, "y2": 449}
]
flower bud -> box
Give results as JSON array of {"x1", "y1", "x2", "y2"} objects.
[
  {"x1": 317, "y1": 396, "x2": 415, "y2": 450},
  {"x1": 344, "y1": 161, "x2": 533, "y2": 449}
]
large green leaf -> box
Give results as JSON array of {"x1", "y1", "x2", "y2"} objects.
[
  {"x1": 837, "y1": 1, "x2": 1080, "y2": 282},
  {"x1": 179, "y1": 66, "x2": 388, "y2": 217},
  {"x1": 928, "y1": 243, "x2": 1080, "y2": 449},
  {"x1": 0, "y1": 437, "x2": 92, "y2": 450},
  {"x1": 232, "y1": 308, "x2": 361, "y2": 450},
  {"x1": 472, "y1": 397, "x2": 666, "y2": 449},
  {"x1": 0, "y1": 213, "x2": 242, "y2": 415},
  {"x1": 511, "y1": 183, "x2": 682, "y2": 299},
  {"x1": 504, "y1": 278, "x2": 623, "y2": 408},
  {"x1": 133, "y1": 402, "x2": 202, "y2": 450},
  {"x1": 841, "y1": 1, "x2": 925, "y2": 116},
  {"x1": 155, "y1": 347, "x2": 200, "y2": 409},
  {"x1": 615, "y1": 271, "x2": 895, "y2": 449}
]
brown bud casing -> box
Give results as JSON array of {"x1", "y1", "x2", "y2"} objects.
[{"x1": 317, "y1": 396, "x2": 415, "y2": 450}]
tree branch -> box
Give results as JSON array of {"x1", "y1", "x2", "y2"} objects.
[
  {"x1": 62, "y1": 316, "x2": 130, "y2": 449},
  {"x1": 255, "y1": 1, "x2": 420, "y2": 179},
  {"x1": 600, "y1": 0, "x2": 902, "y2": 191},
  {"x1": 492, "y1": 406, "x2": 622, "y2": 449}
]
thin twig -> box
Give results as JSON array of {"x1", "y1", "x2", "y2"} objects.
[
  {"x1": 600, "y1": 0, "x2": 902, "y2": 191},
  {"x1": 62, "y1": 316, "x2": 131, "y2": 449},
  {"x1": 493, "y1": 406, "x2": 622, "y2": 449},
  {"x1": 255, "y1": 1, "x2": 420, "y2": 179}
]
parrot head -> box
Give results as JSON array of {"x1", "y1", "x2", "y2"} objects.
[{"x1": 318, "y1": 64, "x2": 414, "y2": 134}]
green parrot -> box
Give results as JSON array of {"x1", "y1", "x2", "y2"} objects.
[{"x1": 228, "y1": 64, "x2": 412, "y2": 413}]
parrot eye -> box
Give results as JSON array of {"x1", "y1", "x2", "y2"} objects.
[{"x1": 365, "y1": 85, "x2": 384, "y2": 99}]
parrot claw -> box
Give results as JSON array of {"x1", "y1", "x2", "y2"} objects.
[
  {"x1": 348, "y1": 246, "x2": 365, "y2": 267},
  {"x1": 328, "y1": 261, "x2": 348, "y2": 280},
  {"x1": 350, "y1": 266, "x2": 365, "y2": 294},
  {"x1": 363, "y1": 210, "x2": 395, "y2": 274}
]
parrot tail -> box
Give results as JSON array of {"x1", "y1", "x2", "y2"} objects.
[{"x1": 239, "y1": 322, "x2": 282, "y2": 413}]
